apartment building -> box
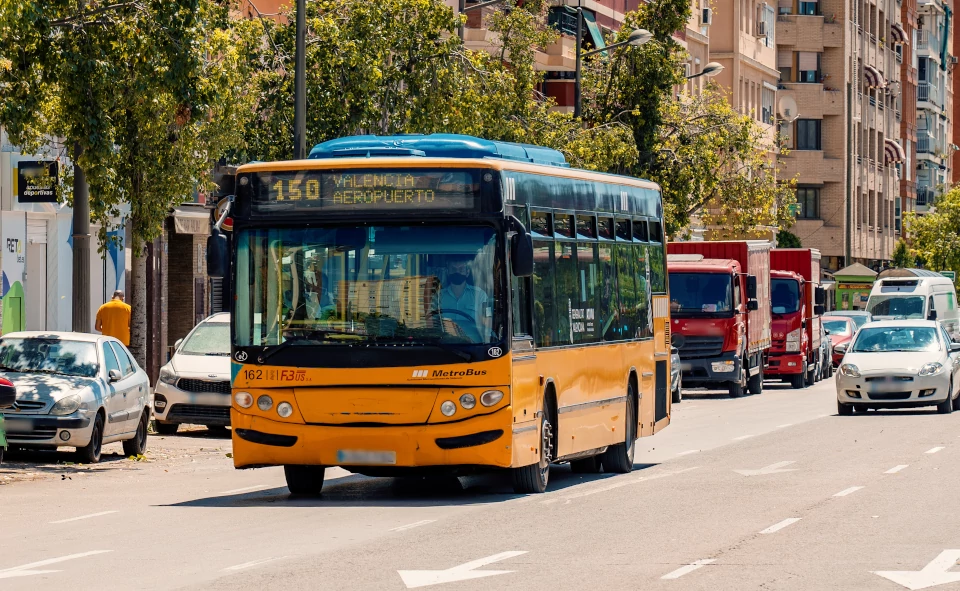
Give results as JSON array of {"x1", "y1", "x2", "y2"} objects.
[
  {"x1": 899, "y1": 0, "x2": 918, "y2": 223},
  {"x1": 775, "y1": 0, "x2": 904, "y2": 271},
  {"x1": 913, "y1": 0, "x2": 953, "y2": 211}
]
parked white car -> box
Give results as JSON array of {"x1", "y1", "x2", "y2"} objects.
[
  {"x1": 0, "y1": 332, "x2": 150, "y2": 462},
  {"x1": 153, "y1": 313, "x2": 231, "y2": 434},
  {"x1": 836, "y1": 320, "x2": 960, "y2": 415}
]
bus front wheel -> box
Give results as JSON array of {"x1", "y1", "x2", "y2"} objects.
[
  {"x1": 284, "y1": 465, "x2": 326, "y2": 496},
  {"x1": 511, "y1": 413, "x2": 553, "y2": 494}
]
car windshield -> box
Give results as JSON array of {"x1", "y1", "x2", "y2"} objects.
[
  {"x1": 0, "y1": 338, "x2": 99, "y2": 378},
  {"x1": 180, "y1": 322, "x2": 230, "y2": 356},
  {"x1": 868, "y1": 296, "x2": 925, "y2": 319},
  {"x1": 826, "y1": 313, "x2": 871, "y2": 329},
  {"x1": 668, "y1": 273, "x2": 733, "y2": 315},
  {"x1": 771, "y1": 278, "x2": 801, "y2": 314},
  {"x1": 823, "y1": 319, "x2": 852, "y2": 335},
  {"x1": 235, "y1": 225, "x2": 503, "y2": 348},
  {"x1": 850, "y1": 326, "x2": 941, "y2": 353}
]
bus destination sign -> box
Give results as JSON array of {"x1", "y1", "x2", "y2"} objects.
[{"x1": 251, "y1": 169, "x2": 480, "y2": 213}]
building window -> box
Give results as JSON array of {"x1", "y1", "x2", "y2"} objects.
[
  {"x1": 795, "y1": 119, "x2": 822, "y2": 150},
  {"x1": 895, "y1": 196, "x2": 902, "y2": 232},
  {"x1": 799, "y1": 0, "x2": 818, "y2": 14},
  {"x1": 762, "y1": 88, "x2": 775, "y2": 124},
  {"x1": 797, "y1": 187, "x2": 820, "y2": 219},
  {"x1": 797, "y1": 52, "x2": 820, "y2": 83}
]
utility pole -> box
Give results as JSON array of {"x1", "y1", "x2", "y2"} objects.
[
  {"x1": 293, "y1": 0, "x2": 307, "y2": 160},
  {"x1": 574, "y1": 7, "x2": 583, "y2": 118},
  {"x1": 72, "y1": 144, "x2": 91, "y2": 332}
]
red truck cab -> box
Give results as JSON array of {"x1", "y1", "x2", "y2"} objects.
[
  {"x1": 768, "y1": 249, "x2": 826, "y2": 388},
  {"x1": 668, "y1": 241, "x2": 772, "y2": 398}
]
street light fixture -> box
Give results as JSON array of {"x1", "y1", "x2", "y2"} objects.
[
  {"x1": 575, "y1": 11, "x2": 652, "y2": 117},
  {"x1": 686, "y1": 61, "x2": 724, "y2": 80}
]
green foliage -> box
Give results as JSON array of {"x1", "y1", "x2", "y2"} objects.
[
  {"x1": 891, "y1": 238, "x2": 914, "y2": 268},
  {"x1": 903, "y1": 189, "x2": 960, "y2": 275},
  {"x1": 777, "y1": 230, "x2": 802, "y2": 248},
  {"x1": 0, "y1": 0, "x2": 250, "y2": 249}
]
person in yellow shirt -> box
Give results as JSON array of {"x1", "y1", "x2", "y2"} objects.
[{"x1": 95, "y1": 290, "x2": 132, "y2": 346}]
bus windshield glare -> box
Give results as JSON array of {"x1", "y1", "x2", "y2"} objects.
[{"x1": 235, "y1": 225, "x2": 504, "y2": 348}]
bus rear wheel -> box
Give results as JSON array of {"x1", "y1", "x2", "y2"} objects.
[
  {"x1": 511, "y1": 413, "x2": 553, "y2": 494},
  {"x1": 601, "y1": 383, "x2": 637, "y2": 474},
  {"x1": 284, "y1": 465, "x2": 326, "y2": 496}
]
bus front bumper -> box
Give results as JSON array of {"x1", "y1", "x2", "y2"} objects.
[{"x1": 230, "y1": 406, "x2": 515, "y2": 470}]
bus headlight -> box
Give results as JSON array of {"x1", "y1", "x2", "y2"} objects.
[
  {"x1": 440, "y1": 401, "x2": 457, "y2": 416},
  {"x1": 276, "y1": 402, "x2": 294, "y2": 418},
  {"x1": 459, "y1": 393, "x2": 476, "y2": 410},
  {"x1": 235, "y1": 392, "x2": 253, "y2": 408},
  {"x1": 480, "y1": 390, "x2": 504, "y2": 407},
  {"x1": 257, "y1": 395, "x2": 274, "y2": 411}
]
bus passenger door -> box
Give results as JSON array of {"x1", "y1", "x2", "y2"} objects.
[{"x1": 510, "y1": 259, "x2": 542, "y2": 468}]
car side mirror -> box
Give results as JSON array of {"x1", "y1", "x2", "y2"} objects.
[
  {"x1": 928, "y1": 309, "x2": 938, "y2": 321},
  {"x1": 174, "y1": 338, "x2": 183, "y2": 350},
  {"x1": 508, "y1": 216, "x2": 533, "y2": 278},
  {"x1": 108, "y1": 369, "x2": 122, "y2": 382},
  {"x1": 824, "y1": 329, "x2": 831, "y2": 335},
  {"x1": 746, "y1": 275, "x2": 758, "y2": 300},
  {"x1": 951, "y1": 342, "x2": 960, "y2": 352},
  {"x1": 814, "y1": 304, "x2": 825, "y2": 315},
  {"x1": 671, "y1": 346, "x2": 679, "y2": 354},
  {"x1": 747, "y1": 300, "x2": 759, "y2": 311},
  {"x1": 835, "y1": 343, "x2": 848, "y2": 354},
  {"x1": 207, "y1": 228, "x2": 229, "y2": 279}
]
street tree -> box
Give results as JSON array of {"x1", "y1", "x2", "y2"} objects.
[
  {"x1": 891, "y1": 238, "x2": 915, "y2": 268},
  {"x1": 903, "y1": 189, "x2": 960, "y2": 276},
  {"x1": 0, "y1": 1, "x2": 251, "y2": 364}
]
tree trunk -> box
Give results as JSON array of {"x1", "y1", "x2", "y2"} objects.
[
  {"x1": 129, "y1": 238, "x2": 148, "y2": 368},
  {"x1": 72, "y1": 144, "x2": 91, "y2": 332}
]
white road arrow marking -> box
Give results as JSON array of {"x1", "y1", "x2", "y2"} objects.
[
  {"x1": 873, "y1": 550, "x2": 960, "y2": 590},
  {"x1": 398, "y1": 551, "x2": 527, "y2": 589},
  {"x1": 0, "y1": 550, "x2": 112, "y2": 580},
  {"x1": 734, "y1": 461, "x2": 797, "y2": 476}
]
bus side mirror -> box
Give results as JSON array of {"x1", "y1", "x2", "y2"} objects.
[
  {"x1": 815, "y1": 286, "x2": 826, "y2": 305},
  {"x1": 747, "y1": 300, "x2": 759, "y2": 311},
  {"x1": 508, "y1": 216, "x2": 534, "y2": 278},
  {"x1": 814, "y1": 304, "x2": 825, "y2": 315},
  {"x1": 746, "y1": 275, "x2": 758, "y2": 300},
  {"x1": 207, "y1": 228, "x2": 228, "y2": 279}
]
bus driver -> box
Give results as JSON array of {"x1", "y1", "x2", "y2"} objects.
[{"x1": 438, "y1": 255, "x2": 489, "y2": 342}]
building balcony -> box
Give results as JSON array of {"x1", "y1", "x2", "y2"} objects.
[
  {"x1": 916, "y1": 30, "x2": 942, "y2": 60},
  {"x1": 780, "y1": 151, "x2": 843, "y2": 183},
  {"x1": 775, "y1": 16, "x2": 843, "y2": 49},
  {"x1": 777, "y1": 83, "x2": 843, "y2": 118},
  {"x1": 917, "y1": 82, "x2": 942, "y2": 109}
]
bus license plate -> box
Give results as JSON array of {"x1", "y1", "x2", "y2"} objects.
[{"x1": 336, "y1": 450, "x2": 397, "y2": 465}]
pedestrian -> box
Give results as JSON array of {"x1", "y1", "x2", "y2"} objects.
[{"x1": 95, "y1": 290, "x2": 132, "y2": 345}]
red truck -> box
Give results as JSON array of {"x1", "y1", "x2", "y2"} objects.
[
  {"x1": 667, "y1": 241, "x2": 772, "y2": 397},
  {"x1": 767, "y1": 249, "x2": 826, "y2": 388}
]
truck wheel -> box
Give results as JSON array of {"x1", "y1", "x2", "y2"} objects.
[
  {"x1": 748, "y1": 364, "x2": 763, "y2": 395},
  {"x1": 805, "y1": 360, "x2": 816, "y2": 386},
  {"x1": 728, "y1": 360, "x2": 746, "y2": 398},
  {"x1": 789, "y1": 372, "x2": 805, "y2": 389}
]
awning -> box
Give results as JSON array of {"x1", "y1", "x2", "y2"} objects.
[
  {"x1": 173, "y1": 205, "x2": 211, "y2": 235},
  {"x1": 884, "y1": 138, "x2": 907, "y2": 164},
  {"x1": 862, "y1": 64, "x2": 886, "y2": 88},
  {"x1": 890, "y1": 22, "x2": 908, "y2": 45},
  {"x1": 581, "y1": 10, "x2": 607, "y2": 58}
]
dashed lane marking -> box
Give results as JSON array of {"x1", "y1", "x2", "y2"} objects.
[
  {"x1": 833, "y1": 486, "x2": 864, "y2": 497},
  {"x1": 220, "y1": 485, "x2": 270, "y2": 495},
  {"x1": 661, "y1": 559, "x2": 716, "y2": 580},
  {"x1": 50, "y1": 511, "x2": 118, "y2": 524},
  {"x1": 391, "y1": 520, "x2": 436, "y2": 532},
  {"x1": 885, "y1": 465, "x2": 909, "y2": 474},
  {"x1": 676, "y1": 450, "x2": 699, "y2": 456},
  {"x1": 759, "y1": 518, "x2": 801, "y2": 534},
  {"x1": 222, "y1": 556, "x2": 290, "y2": 572},
  {"x1": 732, "y1": 435, "x2": 754, "y2": 441},
  {"x1": 926, "y1": 447, "x2": 945, "y2": 454}
]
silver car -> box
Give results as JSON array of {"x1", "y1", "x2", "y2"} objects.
[
  {"x1": 671, "y1": 347, "x2": 682, "y2": 403},
  {"x1": 153, "y1": 313, "x2": 231, "y2": 435},
  {"x1": 0, "y1": 332, "x2": 150, "y2": 463}
]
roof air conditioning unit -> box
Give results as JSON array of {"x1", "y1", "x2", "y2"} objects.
[
  {"x1": 702, "y1": 7, "x2": 713, "y2": 25},
  {"x1": 756, "y1": 20, "x2": 767, "y2": 37}
]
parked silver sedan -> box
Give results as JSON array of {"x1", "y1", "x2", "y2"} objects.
[{"x1": 0, "y1": 332, "x2": 150, "y2": 462}]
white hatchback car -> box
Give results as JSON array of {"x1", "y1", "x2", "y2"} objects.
[
  {"x1": 836, "y1": 320, "x2": 960, "y2": 415},
  {"x1": 0, "y1": 332, "x2": 150, "y2": 462},
  {"x1": 153, "y1": 313, "x2": 232, "y2": 434}
]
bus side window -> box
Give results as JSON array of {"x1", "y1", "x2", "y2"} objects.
[
  {"x1": 554, "y1": 241, "x2": 576, "y2": 346},
  {"x1": 614, "y1": 244, "x2": 638, "y2": 339},
  {"x1": 598, "y1": 243, "x2": 619, "y2": 341},
  {"x1": 532, "y1": 241, "x2": 556, "y2": 347},
  {"x1": 634, "y1": 244, "x2": 652, "y2": 339},
  {"x1": 575, "y1": 242, "x2": 599, "y2": 344},
  {"x1": 511, "y1": 242, "x2": 533, "y2": 338},
  {"x1": 647, "y1": 221, "x2": 666, "y2": 294}
]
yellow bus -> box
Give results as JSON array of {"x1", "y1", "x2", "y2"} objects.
[{"x1": 209, "y1": 134, "x2": 672, "y2": 495}]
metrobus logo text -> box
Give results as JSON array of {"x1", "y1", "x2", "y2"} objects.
[{"x1": 432, "y1": 369, "x2": 487, "y2": 378}]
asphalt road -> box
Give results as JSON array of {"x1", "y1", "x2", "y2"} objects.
[{"x1": 2, "y1": 377, "x2": 959, "y2": 591}]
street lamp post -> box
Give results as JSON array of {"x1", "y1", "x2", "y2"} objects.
[
  {"x1": 294, "y1": 0, "x2": 306, "y2": 160},
  {"x1": 574, "y1": 14, "x2": 652, "y2": 118}
]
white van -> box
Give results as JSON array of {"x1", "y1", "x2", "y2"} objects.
[{"x1": 866, "y1": 269, "x2": 959, "y2": 339}]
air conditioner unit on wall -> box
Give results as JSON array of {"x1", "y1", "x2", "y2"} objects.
[{"x1": 702, "y1": 7, "x2": 713, "y2": 25}]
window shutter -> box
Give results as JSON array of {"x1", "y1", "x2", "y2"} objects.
[
  {"x1": 798, "y1": 52, "x2": 819, "y2": 71},
  {"x1": 778, "y1": 50, "x2": 793, "y2": 67}
]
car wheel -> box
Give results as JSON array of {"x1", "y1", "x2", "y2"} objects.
[
  {"x1": 284, "y1": 465, "x2": 327, "y2": 496},
  {"x1": 672, "y1": 380, "x2": 682, "y2": 404},
  {"x1": 122, "y1": 410, "x2": 149, "y2": 457},
  {"x1": 76, "y1": 412, "x2": 105, "y2": 464},
  {"x1": 154, "y1": 421, "x2": 179, "y2": 436},
  {"x1": 569, "y1": 455, "x2": 603, "y2": 474},
  {"x1": 838, "y1": 400, "x2": 853, "y2": 416},
  {"x1": 938, "y1": 382, "x2": 954, "y2": 414},
  {"x1": 953, "y1": 383, "x2": 960, "y2": 411},
  {"x1": 512, "y1": 410, "x2": 554, "y2": 493},
  {"x1": 601, "y1": 384, "x2": 637, "y2": 474}
]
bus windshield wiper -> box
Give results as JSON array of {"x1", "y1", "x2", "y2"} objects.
[
  {"x1": 258, "y1": 331, "x2": 351, "y2": 363},
  {"x1": 371, "y1": 338, "x2": 473, "y2": 362}
]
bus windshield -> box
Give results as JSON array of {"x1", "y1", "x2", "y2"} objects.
[
  {"x1": 235, "y1": 225, "x2": 504, "y2": 349},
  {"x1": 668, "y1": 272, "x2": 733, "y2": 315}
]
